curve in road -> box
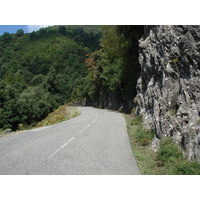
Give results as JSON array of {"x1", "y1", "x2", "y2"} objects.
[{"x1": 0, "y1": 107, "x2": 140, "y2": 175}]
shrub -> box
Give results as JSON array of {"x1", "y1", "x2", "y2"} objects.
[
  {"x1": 172, "y1": 160, "x2": 200, "y2": 175},
  {"x1": 131, "y1": 115, "x2": 142, "y2": 125},
  {"x1": 156, "y1": 137, "x2": 183, "y2": 166},
  {"x1": 135, "y1": 125, "x2": 154, "y2": 146}
]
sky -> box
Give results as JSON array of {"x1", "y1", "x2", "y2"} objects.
[{"x1": 0, "y1": 25, "x2": 53, "y2": 36}]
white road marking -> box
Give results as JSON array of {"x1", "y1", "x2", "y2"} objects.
[
  {"x1": 79, "y1": 124, "x2": 91, "y2": 133},
  {"x1": 79, "y1": 111, "x2": 98, "y2": 133},
  {"x1": 92, "y1": 111, "x2": 98, "y2": 123},
  {"x1": 47, "y1": 137, "x2": 75, "y2": 159},
  {"x1": 47, "y1": 110, "x2": 98, "y2": 159}
]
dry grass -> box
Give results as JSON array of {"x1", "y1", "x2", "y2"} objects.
[{"x1": 35, "y1": 106, "x2": 80, "y2": 128}]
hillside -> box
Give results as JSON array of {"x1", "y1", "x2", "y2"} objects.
[{"x1": 0, "y1": 25, "x2": 102, "y2": 131}]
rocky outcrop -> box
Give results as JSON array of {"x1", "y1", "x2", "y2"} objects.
[{"x1": 135, "y1": 25, "x2": 200, "y2": 161}]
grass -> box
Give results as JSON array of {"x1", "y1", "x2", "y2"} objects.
[
  {"x1": 157, "y1": 137, "x2": 200, "y2": 175},
  {"x1": 156, "y1": 137, "x2": 183, "y2": 167},
  {"x1": 131, "y1": 114, "x2": 143, "y2": 125},
  {"x1": 35, "y1": 106, "x2": 80, "y2": 128},
  {"x1": 135, "y1": 125, "x2": 154, "y2": 146},
  {"x1": 0, "y1": 128, "x2": 12, "y2": 136},
  {"x1": 124, "y1": 113, "x2": 200, "y2": 175},
  {"x1": 125, "y1": 113, "x2": 167, "y2": 174}
]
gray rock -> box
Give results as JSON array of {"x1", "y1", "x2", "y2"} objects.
[{"x1": 136, "y1": 25, "x2": 200, "y2": 161}]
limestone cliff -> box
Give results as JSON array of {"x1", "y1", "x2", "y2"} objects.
[{"x1": 135, "y1": 25, "x2": 200, "y2": 161}]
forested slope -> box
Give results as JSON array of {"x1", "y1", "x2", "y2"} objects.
[
  {"x1": 0, "y1": 25, "x2": 102, "y2": 131},
  {"x1": 0, "y1": 25, "x2": 144, "y2": 132}
]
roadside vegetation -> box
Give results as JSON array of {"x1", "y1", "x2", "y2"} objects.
[
  {"x1": 35, "y1": 106, "x2": 80, "y2": 128},
  {"x1": 125, "y1": 113, "x2": 200, "y2": 175},
  {"x1": 0, "y1": 106, "x2": 80, "y2": 136}
]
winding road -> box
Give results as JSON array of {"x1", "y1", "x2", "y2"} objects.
[{"x1": 0, "y1": 107, "x2": 140, "y2": 175}]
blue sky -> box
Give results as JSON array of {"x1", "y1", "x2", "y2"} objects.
[{"x1": 0, "y1": 25, "x2": 53, "y2": 36}]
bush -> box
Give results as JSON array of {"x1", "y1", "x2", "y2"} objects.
[
  {"x1": 156, "y1": 137, "x2": 183, "y2": 166},
  {"x1": 155, "y1": 137, "x2": 200, "y2": 174},
  {"x1": 135, "y1": 125, "x2": 154, "y2": 146},
  {"x1": 171, "y1": 160, "x2": 200, "y2": 175},
  {"x1": 17, "y1": 86, "x2": 57, "y2": 126}
]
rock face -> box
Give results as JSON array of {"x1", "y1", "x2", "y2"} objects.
[{"x1": 135, "y1": 25, "x2": 200, "y2": 161}]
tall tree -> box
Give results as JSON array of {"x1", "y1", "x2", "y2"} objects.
[
  {"x1": 59, "y1": 26, "x2": 67, "y2": 35},
  {"x1": 0, "y1": 32, "x2": 12, "y2": 44},
  {"x1": 16, "y1": 29, "x2": 24, "y2": 37}
]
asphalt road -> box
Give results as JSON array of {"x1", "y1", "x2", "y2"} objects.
[{"x1": 0, "y1": 107, "x2": 140, "y2": 175}]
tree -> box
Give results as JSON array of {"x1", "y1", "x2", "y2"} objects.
[
  {"x1": 100, "y1": 26, "x2": 125, "y2": 61},
  {"x1": 16, "y1": 29, "x2": 24, "y2": 37},
  {"x1": 38, "y1": 28, "x2": 47, "y2": 37},
  {"x1": 85, "y1": 49, "x2": 122, "y2": 98},
  {"x1": 29, "y1": 31, "x2": 37, "y2": 39},
  {"x1": 59, "y1": 26, "x2": 67, "y2": 36},
  {"x1": 17, "y1": 86, "x2": 56, "y2": 126},
  {"x1": 0, "y1": 32, "x2": 12, "y2": 44},
  {"x1": 0, "y1": 85, "x2": 20, "y2": 130},
  {"x1": 100, "y1": 25, "x2": 143, "y2": 99}
]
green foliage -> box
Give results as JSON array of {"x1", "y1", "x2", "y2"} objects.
[
  {"x1": 171, "y1": 160, "x2": 200, "y2": 175},
  {"x1": 0, "y1": 85, "x2": 20, "y2": 130},
  {"x1": 16, "y1": 29, "x2": 24, "y2": 37},
  {"x1": 156, "y1": 137, "x2": 183, "y2": 166},
  {"x1": 125, "y1": 113, "x2": 168, "y2": 174},
  {"x1": 83, "y1": 25, "x2": 144, "y2": 109},
  {"x1": 0, "y1": 32, "x2": 12, "y2": 44},
  {"x1": 84, "y1": 49, "x2": 123, "y2": 102},
  {"x1": 131, "y1": 115, "x2": 143, "y2": 125},
  {"x1": 125, "y1": 113, "x2": 200, "y2": 175},
  {"x1": 0, "y1": 25, "x2": 101, "y2": 131},
  {"x1": 29, "y1": 31, "x2": 37, "y2": 40},
  {"x1": 59, "y1": 26, "x2": 67, "y2": 35},
  {"x1": 100, "y1": 59, "x2": 122, "y2": 92},
  {"x1": 38, "y1": 28, "x2": 47, "y2": 37},
  {"x1": 0, "y1": 25, "x2": 145, "y2": 131},
  {"x1": 100, "y1": 26, "x2": 125, "y2": 61},
  {"x1": 17, "y1": 86, "x2": 56, "y2": 126},
  {"x1": 156, "y1": 137, "x2": 200, "y2": 174},
  {"x1": 135, "y1": 125, "x2": 154, "y2": 146}
]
